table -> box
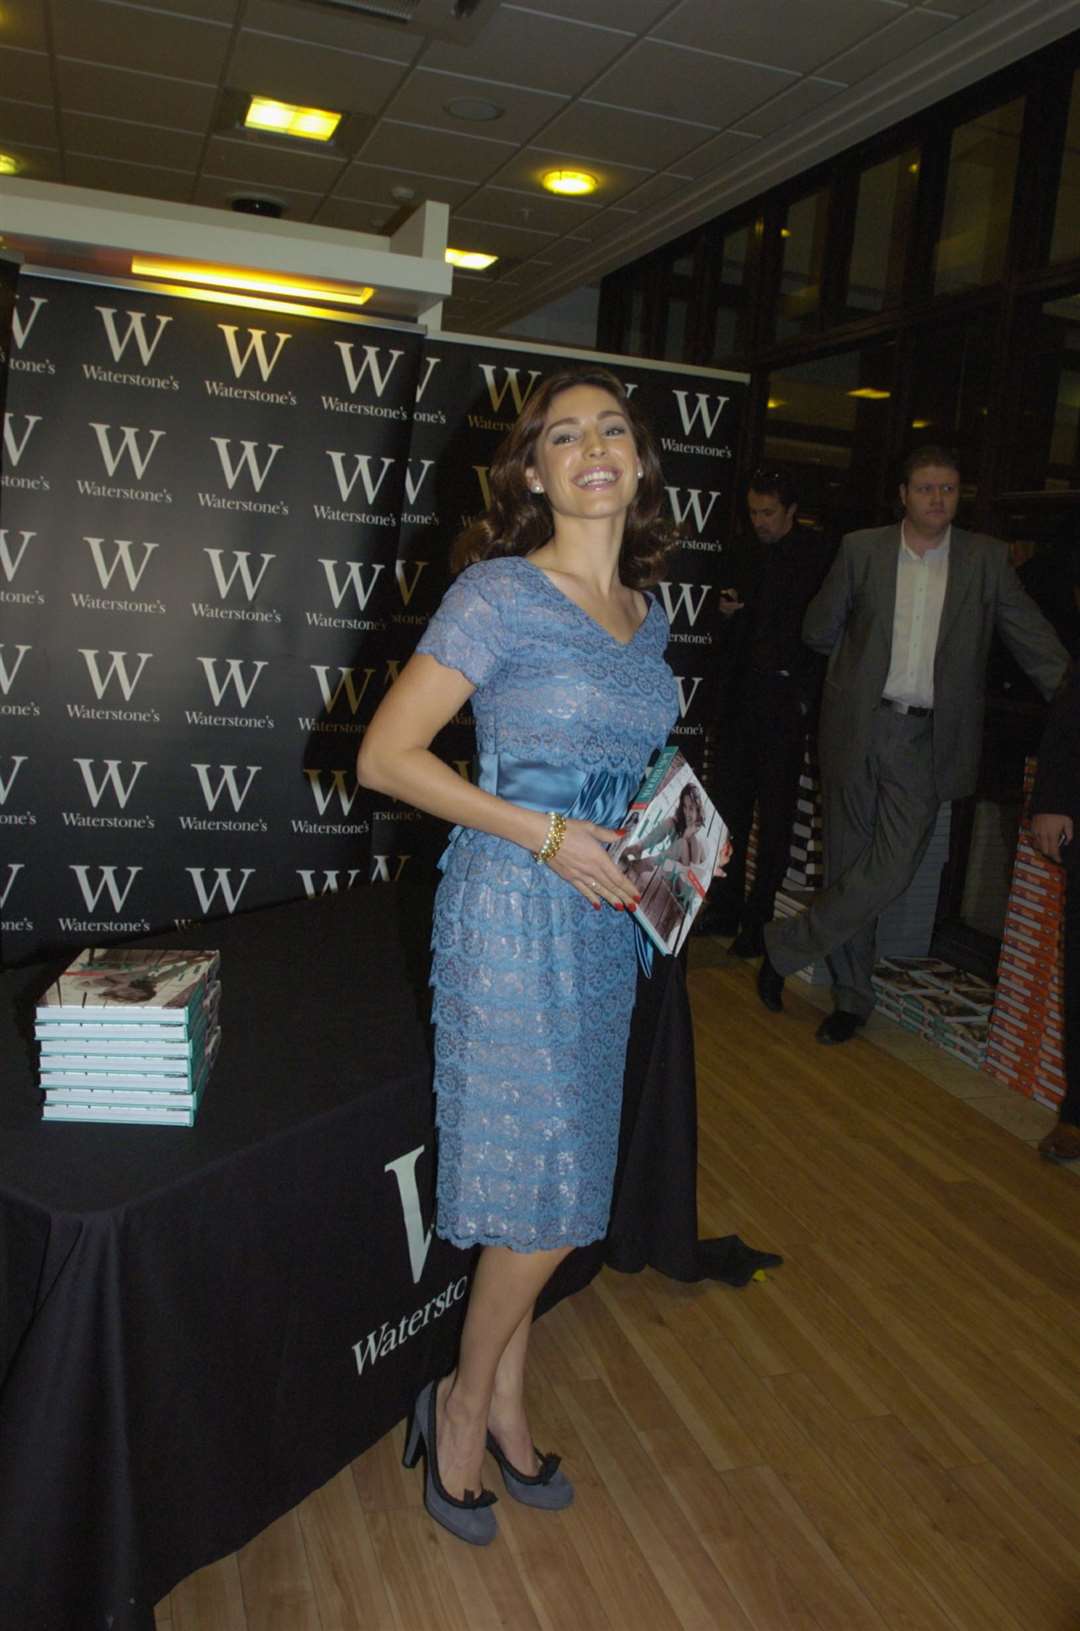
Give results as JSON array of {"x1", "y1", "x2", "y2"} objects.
[{"x1": 0, "y1": 886, "x2": 767, "y2": 1629}]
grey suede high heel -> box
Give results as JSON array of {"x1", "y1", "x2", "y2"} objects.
[
  {"x1": 403, "y1": 1380, "x2": 498, "y2": 1545},
  {"x1": 485, "y1": 1431, "x2": 574, "y2": 1510}
]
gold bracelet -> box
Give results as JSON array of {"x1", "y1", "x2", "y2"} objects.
[{"x1": 534, "y1": 811, "x2": 567, "y2": 865}]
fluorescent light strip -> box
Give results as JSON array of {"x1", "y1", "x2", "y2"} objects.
[{"x1": 131, "y1": 258, "x2": 373, "y2": 307}]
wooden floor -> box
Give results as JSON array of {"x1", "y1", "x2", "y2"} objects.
[{"x1": 157, "y1": 948, "x2": 1080, "y2": 1631}]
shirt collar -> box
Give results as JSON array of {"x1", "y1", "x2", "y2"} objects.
[{"x1": 900, "y1": 521, "x2": 951, "y2": 562}]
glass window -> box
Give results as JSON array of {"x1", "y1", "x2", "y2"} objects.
[
  {"x1": 934, "y1": 99, "x2": 1024, "y2": 295},
  {"x1": 842, "y1": 148, "x2": 919, "y2": 317},
  {"x1": 762, "y1": 342, "x2": 896, "y2": 535},
  {"x1": 1012, "y1": 291, "x2": 1080, "y2": 491},
  {"x1": 708, "y1": 224, "x2": 751, "y2": 360},
  {"x1": 906, "y1": 312, "x2": 995, "y2": 483},
  {"x1": 1052, "y1": 70, "x2": 1080, "y2": 263},
  {"x1": 776, "y1": 190, "x2": 828, "y2": 339}
]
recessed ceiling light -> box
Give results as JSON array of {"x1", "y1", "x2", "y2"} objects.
[
  {"x1": 848, "y1": 387, "x2": 891, "y2": 400},
  {"x1": 0, "y1": 153, "x2": 19, "y2": 175},
  {"x1": 445, "y1": 96, "x2": 504, "y2": 123},
  {"x1": 244, "y1": 97, "x2": 342, "y2": 142},
  {"x1": 131, "y1": 257, "x2": 373, "y2": 307},
  {"x1": 445, "y1": 248, "x2": 498, "y2": 270},
  {"x1": 542, "y1": 169, "x2": 597, "y2": 197}
]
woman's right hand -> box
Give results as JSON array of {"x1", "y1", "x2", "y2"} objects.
[{"x1": 545, "y1": 819, "x2": 641, "y2": 911}]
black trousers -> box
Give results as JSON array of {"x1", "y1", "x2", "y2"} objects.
[
  {"x1": 1062, "y1": 858, "x2": 1080, "y2": 1126},
  {"x1": 712, "y1": 672, "x2": 808, "y2": 935}
]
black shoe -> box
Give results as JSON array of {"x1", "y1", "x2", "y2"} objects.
[
  {"x1": 815, "y1": 1012, "x2": 865, "y2": 1045},
  {"x1": 756, "y1": 954, "x2": 785, "y2": 1013},
  {"x1": 730, "y1": 926, "x2": 763, "y2": 959}
]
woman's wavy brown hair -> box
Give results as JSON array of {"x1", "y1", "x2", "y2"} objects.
[{"x1": 451, "y1": 366, "x2": 679, "y2": 588}]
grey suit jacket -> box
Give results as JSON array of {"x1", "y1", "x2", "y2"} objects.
[{"x1": 803, "y1": 525, "x2": 1068, "y2": 800}]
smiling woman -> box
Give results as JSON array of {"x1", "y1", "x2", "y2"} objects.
[{"x1": 355, "y1": 366, "x2": 681, "y2": 1549}]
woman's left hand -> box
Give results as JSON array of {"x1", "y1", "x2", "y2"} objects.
[{"x1": 713, "y1": 838, "x2": 733, "y2": 879}]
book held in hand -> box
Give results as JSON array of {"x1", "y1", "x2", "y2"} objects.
[{"x1": 609, "y1": 747, "x2": 730, "y2": 957}]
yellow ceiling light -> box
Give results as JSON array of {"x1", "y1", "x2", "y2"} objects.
[
  {"x1": 766, "y1": 398, "x2": 786, "y2": 410},
  {"x1": 130, "y1": 257, "x2": 373, "y2": 307},
  {"x1": 780, "y1": 226, "x2": 792, "y2": 238},
  {"x1": 0, "y1": 152, "x2": 19, "y2": 175},
  {"x1": 911, "y1": 418, "x2": 932, "y2": 429},
  {"x1": 445, "y1": 248, "x2": 498, "y2": 270},
  {"x1": 848, "y1": 387, "x2": 891, "y2": 400},
  {"x1": 244, "y1": 97, "x2": 342, "y2": 142},
  {"x1": 542, "y1": 169, "x2": 597, "y2": 197}
]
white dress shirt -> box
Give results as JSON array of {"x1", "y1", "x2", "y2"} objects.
[{"x1": 883, "y1": 524, "x2": 951, "y2": 708}]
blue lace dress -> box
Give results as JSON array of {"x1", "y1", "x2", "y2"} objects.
[{"x1": 417, "y1": 555, "x2": 678, "y2": 1252}]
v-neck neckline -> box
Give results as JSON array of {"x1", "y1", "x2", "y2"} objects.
[{"x1": 518, "y1": 556, "x2": 651, "y2": 648}]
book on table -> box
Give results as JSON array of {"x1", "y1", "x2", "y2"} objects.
[
  {"x1": 36, "y1": 981, "x2": 221, "y2": 1044},
  {"x1": 608, "y1": 747, "x2": 730, "y2": 958},
  {"x1": 41, "y1": 1029, "x2": 221, "y2": 1126},
  {"x1": 36, "y1": 948, "x2": 220, "y2": 1026},
  {"x1": 38, "y1": 1026, "x2": 219, "y2": 1090}
]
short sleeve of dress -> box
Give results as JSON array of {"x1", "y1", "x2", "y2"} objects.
[{"x1": 416, "y1": 561, "x2": 514, "y2": 689}]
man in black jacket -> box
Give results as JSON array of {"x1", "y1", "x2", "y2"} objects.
[{"x1": 1030, "y1": 663, "x2": 1080, "y2": 1160}]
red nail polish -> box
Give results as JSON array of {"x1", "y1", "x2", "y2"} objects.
[
  {"x1": 615, "y1": 903, "x2": 624, "y2": 911},
  {"x1": 614, "y1": 828, "x2": 628, "y2": 837},
  {"x1": 592, "y1": 900, "x2": 601, "y2": 910},
  {"x1": 627, "y1": 903, "x2": 637, "y2": 913}
]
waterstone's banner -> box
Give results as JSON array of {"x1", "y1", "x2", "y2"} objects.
[{"x1": 1, "y1": 274, "x2": 747, "y2": 965}]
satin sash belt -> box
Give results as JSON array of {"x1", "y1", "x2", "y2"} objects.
[{"x1": 441, "y1": 750, "x2": 654, "y2": 975}]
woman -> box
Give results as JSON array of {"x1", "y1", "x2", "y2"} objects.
[{"x1": 356, "y1": 367, "x2": 678, "y2": 1545}]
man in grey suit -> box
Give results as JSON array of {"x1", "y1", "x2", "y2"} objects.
[{"x1": 757, "y1": 446, "x2": 1068, "y2": 1043}]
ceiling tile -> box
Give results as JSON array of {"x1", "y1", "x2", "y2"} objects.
[
  {"x1": 674, "y1": 128, "x2": 762, "y2": 180},
  {"x1": 505, "y1": 0, "x2": 669, "y2": 27},
  {"x1": 609, "y1": 171, "x2": 696, "y2": 212},
  {"x1": 204, "y1": 133, "x2": 346, "y2": 191},
  {"x1": 357, "y1": 121, "x2": 514, "y2": 185},
  {"x1": 446, "y1": 216, "x2": 555, "y2": 258},
  {"x1": 230, "y1": 30, "x2": 409, "y2": 114},
  {"x1": 382, "y1": 68, "x2": 565, "y2": 146},
  {"x1": 422, "y1": 9, "x2": 632, "y2": 97},
  {"x1": 313, "y1": 196, "x2": 393, "y2": 233},
  {"x1": 5, "y1": 145, "x2": 63, "y2": 181},
  {"x1": 2, "y1": 0, "x2": 49, "y2": 50},
  {"x1": 822, "y1": 9, "x2": 961, "y2": 82},
  {"x1": 588, "y1": 39, "x2": 795, "y2": 126},
  {"x1": 333, "y1": 159, "x2": 475, "y2": 209},
  {"x1": 123, "y1": 0, "x2": 238, "y2": 19},
  {"x1": 735, "y1": 76, "x2": 847, "y2": 138},
  {"x1": 0, "y1": 98, "x2": 59, "y2": 150},
  {"x1": 657, "y1": 0, "x2": 907, "y2": 77},
  {"x1": 556, "y1": 204, "x2": 637, "y2": 245},
  {"x1": 919, "y1": 0, "x2": 983, "y2": 14},
  {"x1": 0, "y1": 47, "x2": 54, "y2": 103},
  {"x1": 56, "y1": 59, "x2": 219, "y2": 128},
  {"x1": 50, "y1": 0, "x2": 231, "y2": 82},
  {"x1": 540, "y1": 102, "x2": 721, "y2": 171},
  {"x1": 452, "y1": 184, "x2": 602, "y2": 235},
  {"x1": 243, "y1": 0, "x2": 420, "y2": 61},
  {"x1": 62, "y1": 111, "x2": 203, "y2": 170},
  {"x1": 491, "y1": 145, "x2": 651, "y2": 206},
  {"x1": 65, "y1": 152, "x2": 195, "y2": 202},
  {"x1": 193, "y1": 174, "x2": 322, "y2": 220}
]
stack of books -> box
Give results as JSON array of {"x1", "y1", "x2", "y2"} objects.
[
  {"x1": 985, "y1": 758, "x2": 1066, "y2": 1111},
  {"x1": 35, "y1": 948, "x2": 221, "y2": 1126},
  {"x1": 872, "y1": 955, "x2": 993, "y2": 1068}
]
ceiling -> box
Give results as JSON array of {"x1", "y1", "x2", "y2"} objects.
[{"x1": 2, "y1": 0, "x2": 1079, "y2": 337}]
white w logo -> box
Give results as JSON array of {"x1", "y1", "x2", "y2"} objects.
[
  {"x1": 96, "y1": 307, "x2": 173, "y2": 366},
  {"x1": 371, "y1": 853, "x2": 411, "y2": 882},
  {"x1": 204, "y1": 549, "x2": 275, "y2": 601},
  {"x1": 473, "y1": 465, "x2": 492, "y2": 508},
  {"x1": 0, "y1": 530, "x2": 35, "y2": 582},
  {"x1": 479, "y1": 365, "x2": 541, "y2": 414},
  {"x1": 211, "y1": 438, "x2": 282, "y2": 492},
  {"x1": 80, "y1": 649, "x2": 152, "y2": 701},
  {"x1": 197, "y1": 657, "x2": 267, "y2": 708},
  {"x1": 218, "y1": 325, "x2": 292, "y2": 381},
  {"x1": 395, "y1": 560, "x2": 428, "y2": 605},
  {"x1": 333, "y1": 342, "x2": 404, "y2": 396},
  {"x1": 85, "y1": 537, "x2": 158, "y2": 592},
  {"x1": 191, "y1": 763, "x2": 262, "y2": 812},
  {"x1": 0, "y1": 756, "x2": 27, "y2": 804},
  {"x1": 319, "y1": 559, "x2": 385, "y2": 611},
  {"x1": 74, "y1": 759, "x2": 147, "y2": 809},
  {"x1": 304, "y1": 768, "x2": 363, "y2": 816},
  {"x1": 90, "y1": 423, "x2": 165, "y2": 479},
  {"x1": 325, "y1": 451, "x2": 396, "y2": 505},
  {"x1": 657, "y1": 582, "x2": 712, "y2": 627},
  {"x1": 0, "y1": 861, "x2": 24, "y2": 909},
  {"x1": 11, "y1": 296, "x2": 47, "y2": 350},
  {"x1": 384, "y1": 1146, "x2": 434, "y2": 1283},
  {"x1": 3, "y1": 414, "x2": 41, "y2": 467},
  {"x1": 416, "y1": 353, "x2": 442, "y2": 402},
  {"x1": 310, "y1": 665, "x2": 378, "y2": 714},
  {"x1": 0, "y1": 645, "x2": 31, "y2": 694},
  {"x1": 672, "y1": 391, "x2": 729, "y2": 438},
  {"x1": 186, "y1": 867, "x2": 255, "y2": 914},
  {"x1": 404, "y1": 459, "x2": 434, "y2": 504},
  {"x1": 674, "y1": 676, "x2": 704, "y2": 718},
  {"x1": 296, "y1": 868, "x2": 363, "y2": 898},
  {"x1": 70, "y1": 864, "x2": 142, "y2": 913},
  {"x1": 666, "y1": 487, "x2": 722, "y2": 535}
]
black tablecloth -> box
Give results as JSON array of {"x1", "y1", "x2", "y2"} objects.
[{"x1": 0, "y1": 886, "x2": 762, "y2": 1629}]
